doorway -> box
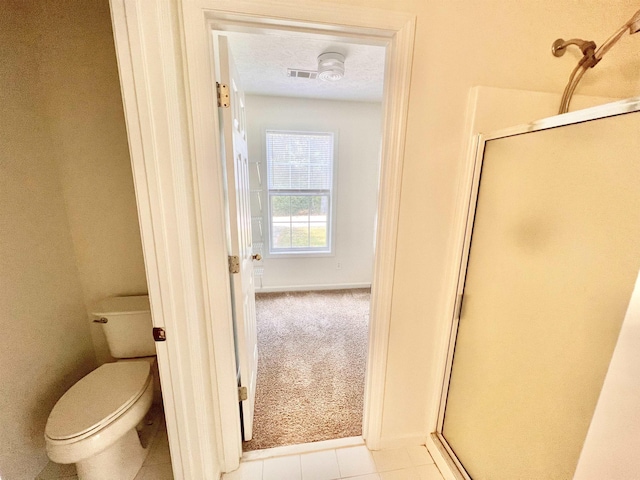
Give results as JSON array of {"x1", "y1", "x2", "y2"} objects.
[
  {"x1": 214, "y1": 29, "x2": 386, "y2": 451},
  {"x1": 111, "y1": 0, "x2": 415, "y2": 474}
]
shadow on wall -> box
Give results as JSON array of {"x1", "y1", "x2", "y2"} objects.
[{"x1": 1, "y1": 1, "x2": 147, "y2": 478}]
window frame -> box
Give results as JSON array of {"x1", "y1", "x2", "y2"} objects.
[{"x1": 264, "y1": 129, "x2": 337, "y2": 257}]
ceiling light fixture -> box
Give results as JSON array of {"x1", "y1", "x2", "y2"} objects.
[{"x1": 317, "y1": 52, "x2": 345, "y2": 82}]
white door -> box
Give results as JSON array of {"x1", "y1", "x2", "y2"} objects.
[{"x1": 218, "y1": 36, "x2": 259, "y2": 441}]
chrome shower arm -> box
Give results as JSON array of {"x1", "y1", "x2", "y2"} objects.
[
  {"x1": 552, "y1": 38, "x2": 597, "y2": 58},
  {"x1": 553, "y1": 39, "x2": 598, "y2": 113}
]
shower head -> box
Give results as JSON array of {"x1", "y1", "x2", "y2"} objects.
[
  {"x1": 629, "y1": 9, "x2": 640, "y2": 34},
  {"x1": 594, "y1": 8, "x2": 640, "y2": 61}
]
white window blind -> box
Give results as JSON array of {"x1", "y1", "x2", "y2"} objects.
[
  {"x1": 266, "y1": 132, "x2": 333, "y2": 191},
  {"x1": 265, "y1": 131, "x2": 334, "y2": 253}
]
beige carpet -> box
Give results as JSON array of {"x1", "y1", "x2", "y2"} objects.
[{"x1": 242, "y1": 288, "x2": 370, "y2": 451}]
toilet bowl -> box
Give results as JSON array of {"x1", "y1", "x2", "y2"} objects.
[
  {"x1": 45, "y1": 360, "x2": 153, "y2": 480},
  {"x1": 44, "y1": 295, "x2": 158, "y2": 480}
]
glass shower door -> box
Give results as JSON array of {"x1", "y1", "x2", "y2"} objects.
[{"x1": 439, "y1": 103, "x2": 640, "y2": 480}]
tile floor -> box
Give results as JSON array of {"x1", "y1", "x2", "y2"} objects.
[
  {"x1": 223, "y1": 445, "x2": 444, "y2": 480},
  {"x1": 36, "y1": 407, "x2": 173, "y2": 480},
  {"x1": 38, "y1": 416, "x2": 442, "y2": 480}
]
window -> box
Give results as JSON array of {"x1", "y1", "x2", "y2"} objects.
[{"x1": 266, "y1": 130, "x2": 334, "y2": 254}]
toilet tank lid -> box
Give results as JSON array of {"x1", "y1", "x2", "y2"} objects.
[
  {"x1": 92, "y1": 295, "x2": 150, "y2": 316},
  {"x1": 45, "y1": 361, "x2": 151, "y2": 441}
]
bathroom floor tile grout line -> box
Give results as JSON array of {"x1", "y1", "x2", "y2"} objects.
[
  {"x1": 40, "y1": 444, "x2": 442, "y2": 480},
  {"x1": 223, "y1": 444, "x2": 443, "y2": 480}
]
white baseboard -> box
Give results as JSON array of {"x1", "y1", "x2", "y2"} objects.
[{"x1": 256, "y1": 283, "x2": 371, "y2": 293}]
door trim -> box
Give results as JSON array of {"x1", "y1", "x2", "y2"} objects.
[
  {"x1": 110, "y1": 0, "x2": 416, "y2": 475},
  {"x1": 110, "y1": 1, "x2": 224, "y2": 478}
]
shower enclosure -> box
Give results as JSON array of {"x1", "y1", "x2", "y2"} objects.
[{"x1": 434, "y1": 97, "x2": 640, "y2": 479}]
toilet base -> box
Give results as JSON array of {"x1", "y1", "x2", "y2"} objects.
[{"x1": 76, "y1": 428, "x2": 148, "y2": 480}]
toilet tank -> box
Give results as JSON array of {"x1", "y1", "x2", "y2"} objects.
[{"x1": 91, "y1": 295, "x2": 156, "y2": 359}]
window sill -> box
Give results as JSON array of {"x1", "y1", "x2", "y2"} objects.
[{"x1": 266, "y1": 251, "x2": 335, "y2": 259}]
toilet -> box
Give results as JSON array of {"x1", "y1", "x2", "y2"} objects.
[{"x1": 45, "y1": 295, "x2": 159, "y2": 480}]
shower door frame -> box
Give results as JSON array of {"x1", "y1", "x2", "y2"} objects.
[{"x1": 430, "y1": 96, "x2": 640, "y2": 480}]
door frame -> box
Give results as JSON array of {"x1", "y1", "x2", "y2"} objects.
[{"x1": 110, "y1": 0, "x2": 415, "y2": 476}]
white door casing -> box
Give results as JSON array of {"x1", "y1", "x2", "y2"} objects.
[
  {"x1": 217, "y1": 35, "x2": 259, "y2": 441},
  {"x1": 110, "y1": 0, "x2": 416, "y2": 475},
  {"x1": 109, "y1": 1, "x2": 227, "y2": 478}
]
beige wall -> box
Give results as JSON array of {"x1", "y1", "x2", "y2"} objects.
[
  {"x1": 39, "y1": 0, "x2": 148, "y2": 364},
  {"x1": 1, "y1": 1, "x2": 148, "y2": 475},
  {"x1": 0, "y1": 3, "x2": 97, "y2": 478}
]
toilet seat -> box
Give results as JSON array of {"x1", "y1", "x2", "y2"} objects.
[{"x1": 46, "y1": 361, "x2": 151, "y2": 442}]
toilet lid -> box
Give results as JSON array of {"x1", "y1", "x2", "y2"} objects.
[{"x1": 45, "y1": 361, "x2": 151, "y2": 441}]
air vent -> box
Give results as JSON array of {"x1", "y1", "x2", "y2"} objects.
[{"x1": 287, "y1": 68, "x2": 318, "y2": 80}]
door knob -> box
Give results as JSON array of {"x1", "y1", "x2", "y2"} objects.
[{"x1": 252, "y1": 253, "x2": 262, "y2": 261}]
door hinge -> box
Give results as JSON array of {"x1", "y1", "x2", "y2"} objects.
[
  {"x1": 217, "y1": 82, "x2": 230, "y2": 108},
  {"x1": 454, "y1": 293, "x2": 464, "y2": 320},
  {"x1": 153, "y1": 327, "x2": 166, "y2": 342},
  {"x1": 238, "y1": 386, "x2": 248, "y2": 401},
  {"x1": 228, "y1": 255, "x2": 240, "y2": 274}
]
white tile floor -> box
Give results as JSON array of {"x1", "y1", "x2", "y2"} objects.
[
  {"x1": 223, "y1": 445, "x2": 444, "y2": 480},
  {"x1": 134, "y1": 416, "x2": 174, "y2": 480},
  {"x1": 38, "y1": 415, "x2": 441, "y2": 480},
  {"x1": 36, "y1": 407, "x2": 173, "y2": 480}
]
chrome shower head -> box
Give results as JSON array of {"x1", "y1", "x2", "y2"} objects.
[
  {"x1": 594, "y1": 8, "x2": 640, "y2": 61},
  {"x1": 629, "y1": 9, "x2": 640, "y2": 34}
]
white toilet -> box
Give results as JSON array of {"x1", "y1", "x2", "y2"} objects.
[{"x1": 45, "y1": 295, "x2": 159, "y2": 480}]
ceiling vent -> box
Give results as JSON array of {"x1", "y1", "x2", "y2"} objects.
[
  {"x1": 287, "y1": 52, "x2": 346, "y2": 82},
  {"x1": 287, "y1": 68, "x2": 318, "y2": 80}
]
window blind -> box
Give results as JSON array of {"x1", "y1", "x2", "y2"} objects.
[
  {"x1": 265, "y1": 131, "x2": 334, "y2": 253},
  {"x1": 266, "y1": 131, "x2": 333, "y2": 190}
]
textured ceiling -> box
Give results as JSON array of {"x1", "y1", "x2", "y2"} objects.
[{"x1": 225, "y1": 32, "x2": 386, "y2": 102}]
